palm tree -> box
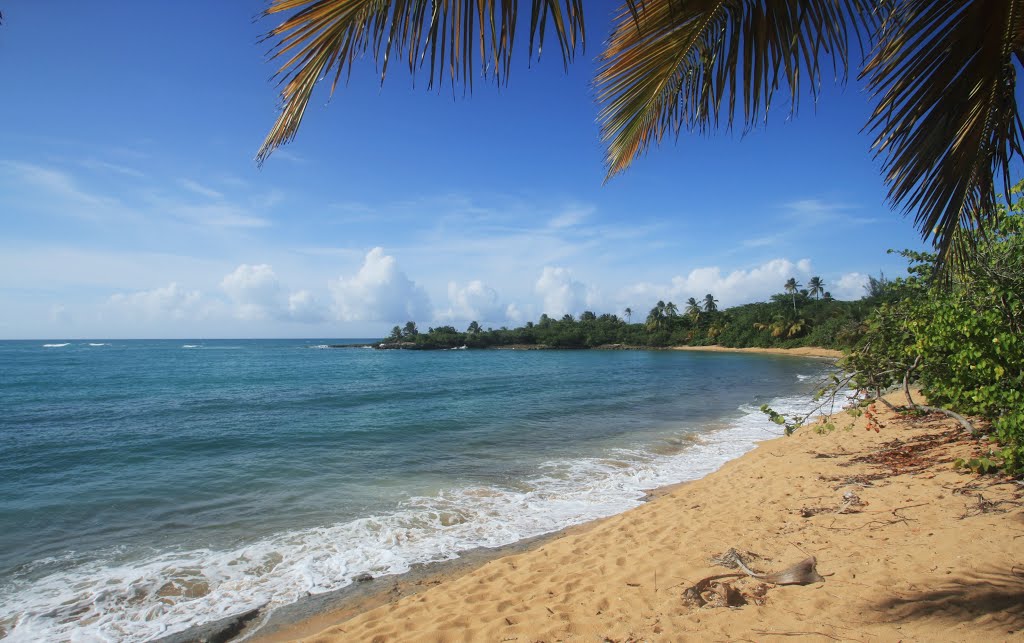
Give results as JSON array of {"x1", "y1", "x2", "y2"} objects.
[
  {"x1": 645, "y1": 304, "x2": 665, "y2": 332},
  {"x1": 784, "y1": 278, "x2": 801, "y2": 314},
  {"x1": 807, "y1": 276, "x2": 825, "y2": 300},
  {"x1": 624, "y1": 307, "x2": 632, "y2": 323},
  {"x1": 703, "y1": 293, "x2": 718, "y2": 313},
  {"x1": 664, "y1": 301, "x2": 679, "y2": 317},
  {"x1": 260, "y1": 1, "x2": 1024, "y2": 267},
  {"x1": 684, "y1": 297, "x2": 701, "y2": 320},
  {"x1": 402, "y1": 321, "x2": 418, "y2": 337}
]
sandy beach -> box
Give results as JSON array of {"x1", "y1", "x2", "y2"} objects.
[
  {"x1": 671, "y1": 345, "x2": 845, "y2": 359},
  {"x1": 255, "y1": 389, "x2": 1023, "y2": 642}
]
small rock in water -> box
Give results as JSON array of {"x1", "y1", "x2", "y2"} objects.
[{"x1": 353, "y1": 573, "x2": 374, "y2": 583}]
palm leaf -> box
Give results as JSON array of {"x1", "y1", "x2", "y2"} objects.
[
  {"x1": 862, "y1": 0, "x2": 1024, "y2": 267},
  {"x1": 257, "y1": 0, "x2": 585, "y2": 164},
  {"x1": 596, "y1": 0, "x2": 878, "y2": 179}
]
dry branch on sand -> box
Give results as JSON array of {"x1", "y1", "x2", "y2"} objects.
[{"x1": 683, "y1": 549, "x2": 824, "y2": 608}]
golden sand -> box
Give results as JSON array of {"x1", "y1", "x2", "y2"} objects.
[
  {"x1": 671, "y1": 345, "x2": 845, "y2": 359},
  {"x1": 262, "y1": 391, "x2": 1023, "y2": 642}
]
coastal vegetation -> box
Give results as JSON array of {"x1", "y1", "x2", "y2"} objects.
[
  {"x1": 841, "y1": 191, "x2": 1024, "y2": 473},
  {"x1": 376, "y1": 275, "x2": 871, "y2": 351},
  {"x1": 764, "y1": 187, "x2": 1024, "y2": 475}
]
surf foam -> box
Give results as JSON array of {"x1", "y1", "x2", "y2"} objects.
[{"x1": 0, "y1": 392, "x2": 842, "y2": 642}]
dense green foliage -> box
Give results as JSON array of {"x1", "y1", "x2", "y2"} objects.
[
  {"x1": 843, "y1": 190, "x2": 1024, "y2": 473},
  {"x1": 378, "y1": 280, "x2": 876, "y2": 352}
]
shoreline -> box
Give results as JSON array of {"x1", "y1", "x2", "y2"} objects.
[
  {"x1": 241, "y1": 480, "x2": 698, "y2": 643},
  {"x1": 249, "y1": 389, "x2": 1022, "y2": 642},
  {"x1": 341, "y1": 342, "x2": 846, "y2": 358},
  {"x1": 670, "y1": 344, "x2": 844, "y2": 359}
]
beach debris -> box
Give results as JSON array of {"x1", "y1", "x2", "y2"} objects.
[
  {"x1": 959, "y1": 492, "x2": 1016, "y2": 519},
  {"x1": 683, "y1": 549, "x2": 823, "y2": 609},
  {"x1": 716, "y1": 548, "x2": 824, "y2": 585},
  {"x1": 353, "y1": 572, "x2": 374, "y2": 583},
  {"x1": 683, "y1": 577, "x2": 747, "y2": 608},
  {"x1": 802, "y1": 491, "x2": 868, "y2": 518}
]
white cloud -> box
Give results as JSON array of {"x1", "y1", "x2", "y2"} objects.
[
  {"x1": 505, "y1": 303, "x2": 524, "y2": 324},
  {"x1": 835, "y1": 272, "x2": 869, "y2": 300},
  {"x1": 287, "y1": 290, "x2": 325, "y2": 322},
  {"x1": 80, "y1": 159, "x2": 145, "y2": 178},
  {"x1": 166, "y1": 203, "x2": 271, "y2": 228},
  {"x1": 535, "y1": 266, "x2": 594, "y2": 317},
  {"x1": 181, "y1": 179, "x2": 224, "y2": 200},
  {"x1": 221, "y1": 264, "x2": 327, "y2": 322},
  {"x1": 269, "y1": 150, "x2": 308, "y2": 164},
  {"x1": 221, "y1": 264, "x2": 284, "y2": 321},
  {"x1": 441, "y1": 280, "x2": 507, "y2": 323},
  {"x1": 329, "y1": 247, "x2": 431, "y2": 323},
  {"x1": 107, "y1": 283, "x2": 208, "y2": 320},
  {"x1": 620, "y1": 258, "x2": 815, "y2": 309},
  {"x1": 0, "y1": 160, "x2": 119, "y2": 215},
  {"x1": 548, "y1": 205, "x2": 593, "y2": 229},
  {"x1": 784, "y1": 198, "x2": 852, "y2": 223}
]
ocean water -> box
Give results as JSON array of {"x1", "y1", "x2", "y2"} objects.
[{"x1": 0, "y1": 340, "x2": 838, "y2": 641}]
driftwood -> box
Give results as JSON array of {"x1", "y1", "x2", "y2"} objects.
[
  {"x1": 725, "y1": 550, "x2": 824, "y2": 585},
  {"x1": 683, "y1": 549, "x2": 823, "y2": 608}
]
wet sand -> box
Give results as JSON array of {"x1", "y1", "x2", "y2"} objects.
[{"x1": 256, "y1": 389, "x2": 1023, "y2": 642}]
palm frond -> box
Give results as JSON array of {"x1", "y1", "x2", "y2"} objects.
[
  {"x1": 257, "y1": 0, "x2": 585, "y2": 164},
  {"x1": 596, "y1": 0, "x2": 878, "y2": 179},
  {"x1": 862, "y1": 0, "x2": 1024, "y2": 267}
]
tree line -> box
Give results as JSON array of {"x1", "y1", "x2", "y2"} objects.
[{"x1": 380, "y1": 275, "x2": 877, "y2": 351}]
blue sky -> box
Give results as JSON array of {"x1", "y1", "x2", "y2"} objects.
[{"x1": 0, "y1": 1, "x2": 927, "y2": 339}]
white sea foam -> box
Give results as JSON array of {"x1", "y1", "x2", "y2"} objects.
[
  {"x1": 41, "y1": 343, "x2": 69, "y2": 348},
  {"x1": 88, "y1": 343, "x2": 109, "y2": 347},
  {"x1": 182, "y1": 344, "x2": 200, "y2": 349},
  {"x1": 310, "y1": 345, "x2": 331, "y2": 349},
  {"x1": 0, "y1": 392, "x2": 846, "y2": 642}
]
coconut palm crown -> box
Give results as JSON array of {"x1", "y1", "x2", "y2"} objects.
[
  {"x1": 808, "y1": 276, "x2": 825, "y2": 300},
  {"x1": 684, "y1": 297, "x2": 701, "y2": 318},
  {"x1": 259, "y1": 0, "x2": 1024, "y2": 267}
]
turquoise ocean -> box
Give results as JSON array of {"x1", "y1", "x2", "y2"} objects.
[{"x1": 0, "y1": 339, "x2": 836, "y2": 641}]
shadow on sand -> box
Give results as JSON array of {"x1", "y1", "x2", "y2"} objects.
[{"x1": 873, "y1": 567, "x2": 1024, "y2": 635}]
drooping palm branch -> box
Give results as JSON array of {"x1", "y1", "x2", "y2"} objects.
[
  {"x1": 861, "y1": 0, "x2": 1024, "y2": 265},
  {"x1": 596, "y1": 0, "x2": 878, "y2": 178},
  {"x1": 257, "y1": 0, "x2": 586, "y2": 164},
  {"x1": 258, "y1": 1, "x2": 1024, "y2": 269}
]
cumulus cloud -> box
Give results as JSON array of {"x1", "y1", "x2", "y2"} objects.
[
  {"x1": 221, "y1": 263, "x2": 326, "y2": 322},
  {"x1": 441, "y1": 280, "x2": 507, "y2": 323},
  {"x1": 505, "y1": 303, "x2": 525, "y2": 324},
  {"x1": 107, "y1": 282, "x2": 208, "y2": 320},
  {"x1": 221, "y1": 264, "x2": 284, "y2": 320},
  {"x1": 621, "y1": 258, "x2": 814, "y2": 309},
  {"x1": 287, "y1": 290, "x2": 325, "y2": 322},
  {"x1": 535, "y1": 266, "x2": 594, "y2": 317},
  {"x1": 835, "y1": 272, "x2": 869, "y2": 300},
  {"x1": 330, "y1": 247, "x2": 431, "y2": 322}
]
